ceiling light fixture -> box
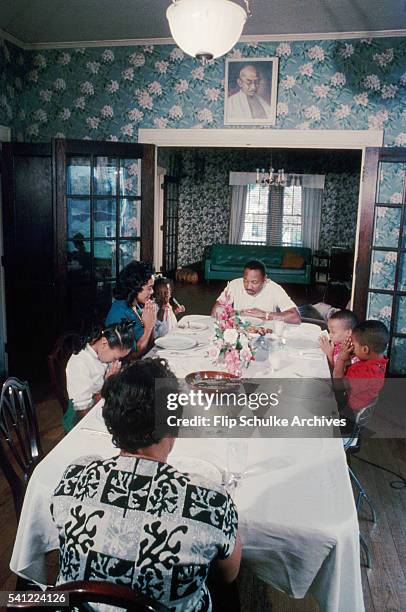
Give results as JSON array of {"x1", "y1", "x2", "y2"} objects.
[
  {"x1": 166, "y1": 0, "x2": 251, "y2": 62},
  {"x1": 256, "y1": 166, "x2": 287, "y2": 188}
]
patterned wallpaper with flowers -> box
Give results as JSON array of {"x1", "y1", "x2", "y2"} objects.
[
  {"x1": 0, "y1": 34, "x2": 405, "y2": 371},
  {"x1": 0, "y1": 40, "x2": 25, "y2": 129},
  {"x1": 0, "y1": 36, "x2": 404, "y2": 144},
  {"x1": 158, "y1": 147, "x2": 360, "y2": 266}
]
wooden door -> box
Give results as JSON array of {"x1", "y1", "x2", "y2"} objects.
[
  {"x1": 1, "y1": 143, "x2": 56, "y2": 380},
  {"x1": 353, "y1": 147, "x2": 406, "y2": 375},
  {"x1": 54, "y1": 139, "x2": 155, "y2": 331},
  {"x1": 162, "y1": 176, "x2": 179, "y2": 277}
]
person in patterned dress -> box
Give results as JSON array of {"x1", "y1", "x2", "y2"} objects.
[{"x1": 51, "y1": 358, "x2": 241, "y2": 611}]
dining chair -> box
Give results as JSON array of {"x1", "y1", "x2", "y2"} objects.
[
  {"x1": 343, "y1": 399, "x2": 379, "y2": 569},
  {"x1": 6, "y1": 580, "x2": 169, "y2": 611},
  {"x1": 0, "y1": 377, "x2": 43, "y2": 520},
  {"x1": 47, "y1": 332, "x2": 81, "y2": 414}
]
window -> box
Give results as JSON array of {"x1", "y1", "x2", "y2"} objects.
[
  {"x1": 241, "y1": 184, "x2": 302, "y2": 246},
  {"x1": 282, "y1": 186, "x2": 302, "y2": 246},
  {"x1": 241, "y1": 184, "x2": 268, "y2": 244}
]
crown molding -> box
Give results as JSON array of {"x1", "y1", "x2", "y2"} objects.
[
  {"x1": 138, "y1": 128, "x2": 384, "y2": 150},
  {"x1": 1, "y1": 27, "x2": 405, "y2": 50}
]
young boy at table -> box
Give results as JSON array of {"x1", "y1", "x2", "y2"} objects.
[
  {"x1": 333, "y1": 320, "x2": 389, "y2": 414},
  {"x1": 319, "y1": 309, "x2": 358, "y2": 368},
  {"x1": 153, "y1": 276, "x2": 185, "y2": 335},
  {"x1": 64, "y1": 321, "x2": 134, "y2": 431}
]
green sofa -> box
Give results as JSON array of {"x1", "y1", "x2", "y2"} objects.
[{"x1": 204, "y1": 244, "x2": 312, "y2": 285}]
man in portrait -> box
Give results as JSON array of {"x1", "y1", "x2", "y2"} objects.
[{"x1": 226, "y1": 63, "x2": 273, "y2": 122}]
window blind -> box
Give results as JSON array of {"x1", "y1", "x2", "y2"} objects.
[{"x1": 241, "y1": 184, "x2": 302, "y2": 246}]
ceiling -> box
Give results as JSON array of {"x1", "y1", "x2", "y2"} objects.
[{"x1": 0, "y1": 0, "x2": 405, "y2": 47}]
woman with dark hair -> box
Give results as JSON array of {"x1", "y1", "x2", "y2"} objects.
[
  {"x1": 64, "y1": 321, "x2": 134, "y2": 431},
  {"x1": 105, "y1": 260, "x2": 157, "y2": 355},
  {"x1": 52, "y1": 359, "x2": 241, "y2": 611}
]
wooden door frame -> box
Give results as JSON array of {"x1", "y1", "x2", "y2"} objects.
[
  {"x1": 353, "y1": 147, "x2": 406, "y2": 321},
  {"x1": 140, "y1": 128, "x2": 384, "y2": 301},
  {"x1": 162, "y1": 175, "x2": 180, "y2": 276},
  {"x1": 1, "y1": 142, "x2": 55, "y2": 378},
  {"x1": 53, "y1": 139, "x2": 156, "y2": 325}
]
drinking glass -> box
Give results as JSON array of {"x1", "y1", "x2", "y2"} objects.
[
  {"x1": 273, "y1": 316, "x2": 286, "y2": 348},
  {"x1": 268, "y1": 349, "x2": 281, "y2": 372},
  {"x1": 226, "y1": 440, "x2": 248, "y2": 491},
  {"x1": 273, "y1": 316, "x2": 285, "y2": 337}
]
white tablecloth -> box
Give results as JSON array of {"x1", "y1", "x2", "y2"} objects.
[{"x1": 10, "y1": 317, "x2": 364, "y2": 612}]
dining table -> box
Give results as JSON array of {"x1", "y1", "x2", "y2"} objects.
[{"x1": 10, "y1": 314, "x2": 364, "y2": 612}]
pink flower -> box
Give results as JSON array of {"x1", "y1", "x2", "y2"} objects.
[
  {"x1": 208, "y1": 346, "x2": 220, "y2": 360},
  {"x1": 240, "y1": 347, "x2": 253, "y2": 362}
]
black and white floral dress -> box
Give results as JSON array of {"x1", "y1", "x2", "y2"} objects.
[{"x1": 51, "y1": 455, "x2": 238, "y2": 611}]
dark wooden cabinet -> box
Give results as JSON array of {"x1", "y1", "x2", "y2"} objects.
[
  {"x1": 312, "y1": 250, "x2": 330, "y2": 283},
  {"x1": 1, "y1": 139, "x2": 155, "y2": 380}
]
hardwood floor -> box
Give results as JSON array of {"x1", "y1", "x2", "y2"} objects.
[{"x1": 0, "y1": 281, "x2": 404, "y2": 611}]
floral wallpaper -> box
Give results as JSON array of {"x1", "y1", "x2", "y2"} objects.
[
  {"x1": 0, "y1": 33, "x2": 405, "y2": 371},
  {"x1": 0, "y1": 36, "x2": 404, "y2": 145},
  {"x1": 0, "y1": 39, "x2": 24, "y2": 129},
  {"x1": 158, "y1": 147, "x2": 360, "y2": 266},
  {"x1": 319, "y1": 173, "x2": 359, "y2": 250}
]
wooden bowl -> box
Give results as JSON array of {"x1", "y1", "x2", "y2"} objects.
[{"x1": 185, "y1": 370, "x2": 241, "y2": 394}]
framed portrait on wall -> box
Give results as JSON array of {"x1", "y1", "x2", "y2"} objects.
[{"x1": 224, "y1": 57, "x2": 279, "y2": 126}]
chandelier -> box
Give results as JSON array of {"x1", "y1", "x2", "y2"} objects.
[
  {"x1": 256, "y1": 166, "x2": 287, "y2": 188},
  {"x1": 166, "y1": 0, "x2": 251, "y2": 61}
]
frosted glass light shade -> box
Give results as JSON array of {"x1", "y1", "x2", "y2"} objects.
[{"x1": 166, "y1": 0, "x2": 247, "y2": 60}]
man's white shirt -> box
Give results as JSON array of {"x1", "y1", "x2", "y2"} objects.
[
  {"x1": 226, "y1": 90, "x2": 273, "y2": 122},
  {"x1": 217, "y1": 278, "x2": 297, "y2": 312}
]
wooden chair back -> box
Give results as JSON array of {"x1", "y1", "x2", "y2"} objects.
[{"x1": 0, "y1": 377, "x2": 43, "y2": 519}]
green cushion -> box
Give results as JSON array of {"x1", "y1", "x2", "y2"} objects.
[
  {"x1": 210, "y1": 244, "x2": 311, "y2": 265},
  {"x1": 267, "y1": 268, "x2": 307, "y2": 276}
]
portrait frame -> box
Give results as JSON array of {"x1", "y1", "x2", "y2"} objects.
[{"x1": 224, "y1": 57, "x2": 279, "y2": 126}]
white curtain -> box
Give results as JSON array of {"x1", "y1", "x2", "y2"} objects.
[
  {"x1": 301, "y1": 187, "x2": 324, "y2": 251},
  {"x1": 229, "y1": 185, "x2": 247, "y2": 243}
]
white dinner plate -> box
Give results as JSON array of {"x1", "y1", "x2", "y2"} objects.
[
  {"x1": 179, "y1": 315, "x2": 212, "y2": 324},
  {"x1": 286, "y1": 337, "x2": 320, "y2": 350},
  {"x1": 169, "y1": 456, "x2": 223, "y2": 484},
  {"x1": 155, "y1": 334, "x2": 197, "y2": 350},
  {"x1": 298, "y1": 322, "x2": 323, "y2": 335},
  {"x1": 178, "y1": 321, "x2": 208, "y2": 331}
]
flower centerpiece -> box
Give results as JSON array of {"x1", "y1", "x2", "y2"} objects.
[{"x1": 209, "y1": 292, "x2": 254, "y2": 377}]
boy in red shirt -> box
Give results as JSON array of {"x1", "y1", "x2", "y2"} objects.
[
  {"x1": 319, "y1": 309, "x2": 358, "y2": 368},
  {"x1": 333, "y1": 320, "x2": 389, "y2": 412}
]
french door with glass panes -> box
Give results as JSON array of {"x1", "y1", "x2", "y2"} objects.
[
  {"x1": 353, "y1": 147, "x2": 406, "y2": 375},
  {"x1": 55, "y1": 139, "x2": 155, "y2": 331},
  {"x1": 162, "y1": 176, "x2": 179, "y2": 276}
]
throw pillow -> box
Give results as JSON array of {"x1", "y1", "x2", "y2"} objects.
[{"x1": 281, "y1": 252, "x2": 305, "y2": 269}]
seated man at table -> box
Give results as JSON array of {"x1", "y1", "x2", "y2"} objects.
[
  {"x1": 51, "y1": 358, "x2": 241, "y2": 611},
  {"x1": 211, "y1": 260, "x2": 301, "y2": 324}
]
